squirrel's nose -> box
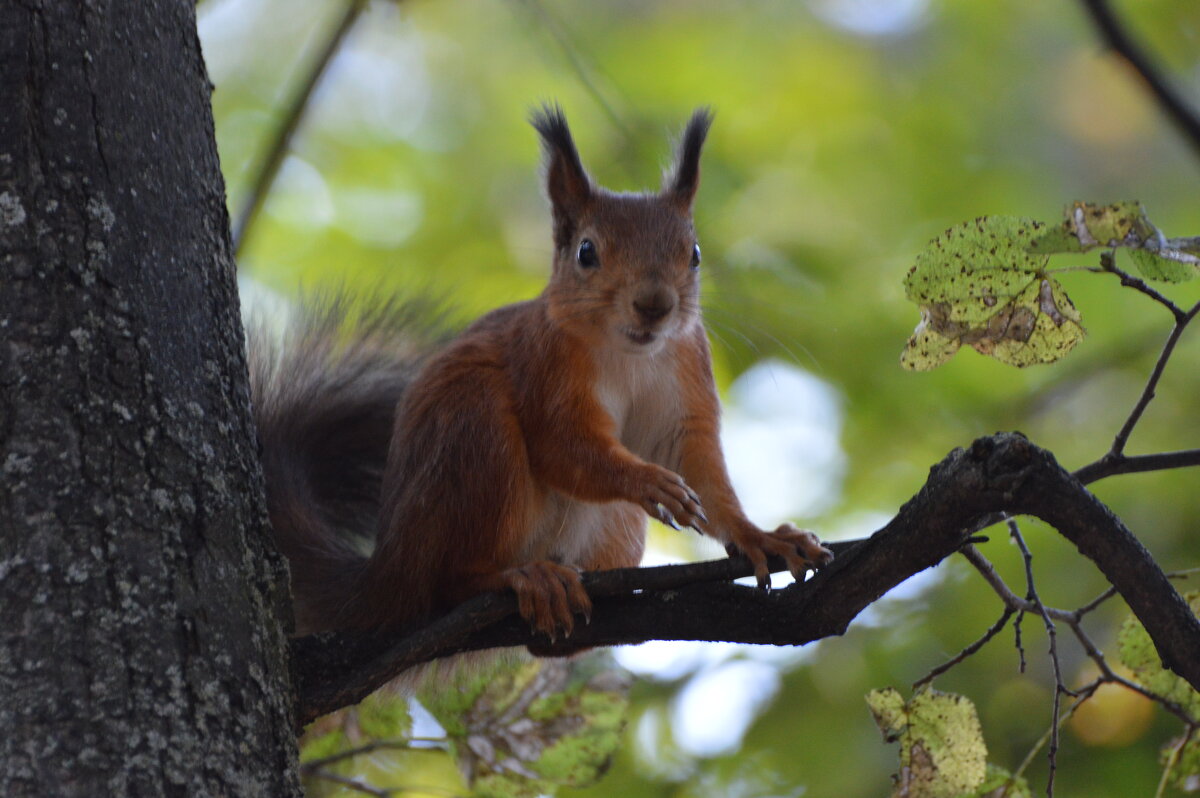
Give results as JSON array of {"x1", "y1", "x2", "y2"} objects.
[{"x1": 633, "y1": 291, "x2": 675, "y2": 324}]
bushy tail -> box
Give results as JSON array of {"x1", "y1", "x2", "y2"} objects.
[{"x1": 247, "y1": 296, "x2": 444, "y2": 634}]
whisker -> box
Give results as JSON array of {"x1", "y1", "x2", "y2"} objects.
[
  {"x1": 702, "y1": 302, "x2": 820, "y2": 371},
  {"x1": 703, "y1": 319, "x2": 737, "y2": 354},
  {"x1": 702, "y1": 315, "x2": 762, "y2": 359}
]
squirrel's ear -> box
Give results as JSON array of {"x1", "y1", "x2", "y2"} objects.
[
  {"x1": 664, "y1": 107, "x2": 713, "y2": 211},
  {"x1": 531, "y1": 104, "x2": 592, "y2": 249}
]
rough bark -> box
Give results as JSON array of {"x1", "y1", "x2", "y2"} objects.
[{"x1": 0, "y1": 2, "x2": 299, "y2": 795}]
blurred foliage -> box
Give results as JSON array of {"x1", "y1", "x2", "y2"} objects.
[
  {"x1": 419, "y1": 658, "x2": 630, "y2": 796},
  {"x1": 200, "y1": 0, "x2": 1200, "y2": 794}
]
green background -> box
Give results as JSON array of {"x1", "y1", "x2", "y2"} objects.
[{"x1": 200, "y1": 0, "x2": 1200, "y2": 794}]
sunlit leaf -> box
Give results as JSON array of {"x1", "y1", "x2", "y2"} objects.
[
  {"x1": 899, "y1": 323, "x2": 961, "y2": 371},
  {"x1": 982, "y1": 277, "x2": 1084, "y2": 367},
  {"x1": 901, "y1": 216, "x2": 1085, "y2": 370},
  {"x1": 867, "y1": 687, "x2": 988, "y2": 797},
  {"x1": 1067, "y1": 678, "x2": 1154, "y2": 747},
  {"x1": 904, "y1": 216, "x2": 1050, "y2": 324},
  {"x1": 902, "y1": 272, "x2": 1089, "y2": 369}
]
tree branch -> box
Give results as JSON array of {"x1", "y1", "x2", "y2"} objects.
[
  {"x1": 1073, "y1": 447, "x2": 1200, "y2": 484},
  {"x1": 912, "y1": 604, "x2": 1014, "y2": 690},
  {"x1": 1079, "y1": 0, "x2": 1200, "y2": 158},
  {"x1": 289, "y1": 433, "x2": 1200, "y2": 728}
]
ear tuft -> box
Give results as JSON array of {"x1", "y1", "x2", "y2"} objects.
[
  {"x1": 530, "y1": 104, "x2": 592, "y2": 248},
  {"x1": 665, "y1": 107, "x2": 713, "y2": 210}
]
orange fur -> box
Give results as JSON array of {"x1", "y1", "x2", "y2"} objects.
[{"x1": 258, "y1": 107, "x2": 831, "y2": 640}]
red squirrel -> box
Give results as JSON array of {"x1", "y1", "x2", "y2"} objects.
[{"x1": 251, "y1": 107, "x2": 832, "y2": 640}]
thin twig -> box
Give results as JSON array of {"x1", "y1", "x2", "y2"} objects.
[
  {"x1": 1074, "y1": 584, "x2": 1118, "y2": 617},
  {"x1": 913, "y1": 605, "x2": 1015, "y2": 690},
  {"x1": 962, "y1": 544, "x2": 1200, "y2": 728},
  {"x1": 1009, "y1": 520, "x2": 1064, "y2": 797},
  {"x1": 232, "y1": 0, "x2": 368, "y2": 256},
  {"x1": 1074, "y1": 448, "x2": 1200, "y2": 485},
  {"x1": 1078, "y1": 0, "x2": 1200, "y2": 159},
  {"x1": 1108, "y1": 300, "x2": 1200, "y2": 456},
  {"x1": 300, "y1": 738, "x2": 450, "y2": 772},
  {"x1": 1014, "y1": 606, "x2": 1028, "y2": 674},
  {"x1": 514, "y1": 0, "x2": 633, "y2": 140},
  {"x1": 306, "y1": 769, "x2": 390, "y2": 797},
  {"x1": 959, "y1": 546, "x2": 1030, "y2": 673},
  {"x1": 1065, "y1": 621, "x2": 1197, "y2": 726},
  {"x1": 1166, "y1": 235, "x2": 1200, "y2": 252},
  {"x1": 1011, "y1": 683, "x2": 1100, "y2": 789},
  {"x1": 1156, "y1": 725, "x2": 1198, "y2": 798},
  {"x1": 1099, "y1": 251, "x2": 1184, "y2": 320}
]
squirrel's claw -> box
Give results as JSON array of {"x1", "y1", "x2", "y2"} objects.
[
  {"x1": 727, "y1": 522, "x2": 833, "y2": 591},
  {"x1": 655, "y1": 504, "x2": 683, "y2": 530},
  {"x1": 639, "y1": 464, "x2": 705, "y2": 529},
  {"x1": 503, "y1": 561, "x2": 592, "y2": 641}
]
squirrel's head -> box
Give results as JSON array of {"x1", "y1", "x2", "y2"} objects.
[{"x1": 533, "y1": 105, "x2": 712, "y2": 355}]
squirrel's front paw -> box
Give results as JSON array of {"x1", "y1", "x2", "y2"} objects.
[
  {"x1": 728, "y1": 522, "x2": 833, "y2": 590},
  {"x1": 503, "y1": 561, "x2": 592, "y2": 642},
  {"x1": 633, "y1": 464, "x2": 706, "y2": 530}
]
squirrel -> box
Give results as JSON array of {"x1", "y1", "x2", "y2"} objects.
[{"x1": 250, "y1": 106, "x2": 833, "y2": 641}]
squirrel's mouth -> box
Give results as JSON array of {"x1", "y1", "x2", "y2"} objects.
[{"x1": 623, "y1": 327, "x2": 658, "y2": 346}]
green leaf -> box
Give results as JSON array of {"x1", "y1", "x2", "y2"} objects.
[
  {"x1": 982, "y1": 277, "x2": 1084, "y2": 367},
  {"x1": 1128, "y1": 248, "x2": 1199, "y2": 283},
  {"x1": 905, "y1": 217, "x2": 1051, "y2": 323},
  {"x1": 1025, "y1": 201, "x2": 1154, "y2": 253},
  {"x1": 1117, "y1": 591, "x2": 1200, "y2": 717},
  {"x1": 867, "y1": 686, "x2": 909, "y2": 738},
  {"x1": 901, "y1": 217, "x2": 1085, "y2": 370},
  {"x1": 867, "y1": 687, "x2": 988, "y2": 797},
  {"x1": 421, "y1": 657, "x2": 631, "y2": 796},
  {"x1": 901, "y1": 279, "x2": 1084, "y2": 371},
  {"x1": 899, "y1": 324, "x2": 961, "y2": 371},
  {"x1": 1022, "y1": 200, "x2": 1198, "y2": 282}
]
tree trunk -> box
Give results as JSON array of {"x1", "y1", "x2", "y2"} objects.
[{"x1": 0, "y1": 2, "x2": 300, "y2": 795}]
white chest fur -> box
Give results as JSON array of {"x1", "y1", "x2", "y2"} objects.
[
  {"x1": 526, "y1": 346, "x2": 685, "y2": 566},
  {"x1": 592, "y1": 346, "x2": 684, "y2": 468}
]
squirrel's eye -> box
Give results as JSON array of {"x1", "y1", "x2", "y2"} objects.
[
  {"x1": 690, "y1": 243, "x2": 702, "y2": 270},
  {"x1": 577, "y1": 239, "x2": 599, "y2": 269}
]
